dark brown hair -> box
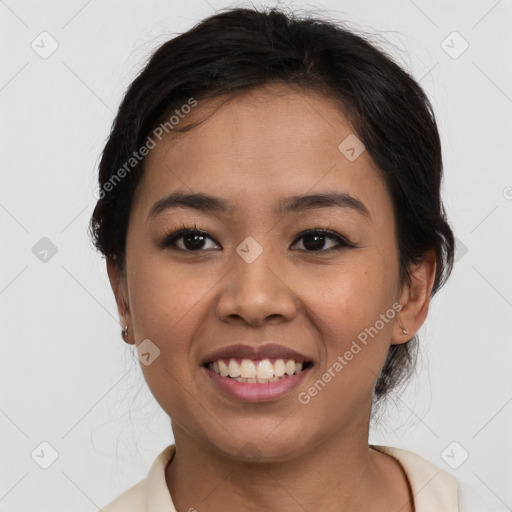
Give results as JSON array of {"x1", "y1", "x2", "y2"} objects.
[{"x1": 89, "y1": 6, "x2": 455, "y2": 408}]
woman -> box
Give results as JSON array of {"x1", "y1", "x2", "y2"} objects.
[{"x1": 90, "y1": 7, "x2": 488, "y2": 511}]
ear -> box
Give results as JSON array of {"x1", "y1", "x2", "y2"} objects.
[
  {"x1": 106, "y1": 257, "x2": 134, "y2": 345},
  {"x1": 391, "y1": 248, "x2": 437, "y2": 346}
]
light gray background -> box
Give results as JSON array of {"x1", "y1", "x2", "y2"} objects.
[{"x1": 1, "y1": 0, "x2": 511, "y2": 511}]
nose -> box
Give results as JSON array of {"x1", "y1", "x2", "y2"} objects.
[{"x1": 215, "y1": 244, "x2": 298, "y2": 327}]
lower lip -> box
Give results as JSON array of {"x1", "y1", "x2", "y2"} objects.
[{"x1": 203, "y1": 366, "x2": 311, "y2": 402}]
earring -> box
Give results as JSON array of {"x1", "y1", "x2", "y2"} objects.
[
  {"x1": 399, "y1": 317, "x2": 408, "y2": 335},
  {"x1": 122, "y1": 325, "x2": 129, "y2": 337}
]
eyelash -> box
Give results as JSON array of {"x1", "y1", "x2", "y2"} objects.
[{"x1": 159, "y1": 223, "x2": 356, "y2": 253}]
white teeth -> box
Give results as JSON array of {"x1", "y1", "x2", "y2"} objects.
[
  {"x1": 209, "y1": 357, "x2": 308, "y2": 381},
  {"x1": 240, "y1": 359, "x2": 257, "y2": 379},
  {"x1": 285, "y1": 360, "x2": 296, "y2": 376},
  {"x1": 274, "y1": 359, "x2": 286, "y2": 377},
  {"x1": 228, "y1": 359, "x2": 240, "y2": 378},
  {"x1": 218, "y1": 360, "x2": 229, "y2": 377},
  {"x1": 256, "y1": 360, "x2": 274, "y2": 379}
]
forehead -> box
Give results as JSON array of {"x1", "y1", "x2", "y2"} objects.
[{"x1": 133, "y1": 84, "x2": 391, "y2": 221}]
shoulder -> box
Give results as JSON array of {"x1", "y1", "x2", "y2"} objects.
[
  {"x1": 372, "y1": 444, "x2": 458, "y2": 494},
  {"x1": 371, "y1": 445, "x2": 492, "y2": 512},
  {"x1": 96, "y1": 445, "x2": 177, "y2": 512}
]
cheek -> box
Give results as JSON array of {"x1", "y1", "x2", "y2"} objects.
[
  {"x1": 127, "y1": 250, "x2": 215, "y2": 340},
  {"x1": 125, "y1": 267, "x2": 209, "y2": 426},
  {"x1": 124, "y1": 253, "x2": 216, "y2": 400},
  {"x1": 297, "y1": 254, "x2": 398, "y2": 363},
  {"x1": 293, "y1": 262, "x2": 398, "y2": 422}
]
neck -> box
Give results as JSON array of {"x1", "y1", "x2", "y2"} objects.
[{"x1": 165, "y1": 423, "x2": 413, "y2": 512}]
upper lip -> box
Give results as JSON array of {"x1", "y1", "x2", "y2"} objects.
[{"x1": 202, "y1": 343, "x2": 313, "y2": 364}]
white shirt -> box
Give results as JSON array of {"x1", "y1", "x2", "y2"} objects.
[{"x1": 98, "y1": 444, "x2": 490, "y2": 511}]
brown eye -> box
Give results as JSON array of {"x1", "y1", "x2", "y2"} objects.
[
  {"x1": 161, "y1": 229, "x2": 220, "y2": 251},
  {"x1": 291, "y1": 229, "x2": 354, "y2": 252}
]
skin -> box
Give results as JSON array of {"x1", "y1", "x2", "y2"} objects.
[{"x1": 107, "y1": 83, "x2": 436, "y2": 512}]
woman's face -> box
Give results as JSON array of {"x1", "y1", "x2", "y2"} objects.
[{"x1": 110, "y1": 84, "x2": 415, "y2": 461}]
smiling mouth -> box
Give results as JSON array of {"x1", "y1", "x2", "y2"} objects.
[{"x1": 204, "y1": 358, "x2": 314, "y2": 384}]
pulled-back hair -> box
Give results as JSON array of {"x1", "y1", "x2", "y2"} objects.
[{"x1": 89, "y1": 6, "x2": 455, "y2": 407}]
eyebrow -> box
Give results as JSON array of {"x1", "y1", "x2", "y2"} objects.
[{"x1": 148, "y1": 190, "x2": 370, "y2": 218}]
